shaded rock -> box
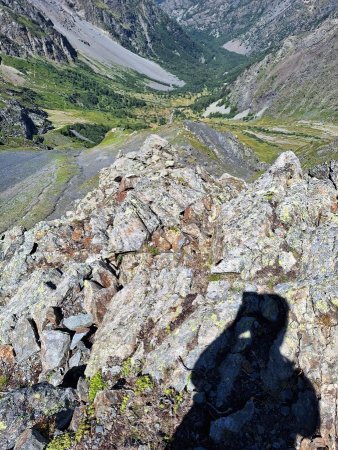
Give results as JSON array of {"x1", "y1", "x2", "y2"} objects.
[{"x1": 210, "y1": 400, "x2": 255, "y2": 441}]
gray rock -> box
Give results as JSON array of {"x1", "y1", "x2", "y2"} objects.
[
  {"x1": 40, "y1": 330, "x2": 70, "y2": 372},
  {"x1": 12, "y1": 318, "x2": 40, "y2": 362},
  {"x1": 0, "y1": 383, "x2": 78, "y2": 449},
  {"x1": 70, "y1": 330, "x2": 89, "y2": 350},
  {"x1": 14, "y1": 428, "x2": 48, "y2": 450},
  {"x1": 63, "y1": 313, "x2": 93, "y2": 331}
]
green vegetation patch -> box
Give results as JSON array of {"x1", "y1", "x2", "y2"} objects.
[
  {"x1": 60, "y1": 123, "x2": 110, "y2": 148},
  {"x1": 88, "y1": 371, "x2": 108, "y2": 403},
  {"x1": 46, "y1": 433, "x2": 73, "y2": 450}
]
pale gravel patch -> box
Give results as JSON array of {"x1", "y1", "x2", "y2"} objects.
[
  {"x1": 202, "y1": 101, "x2": 231, "y2": 118},
  {"x1": 223, "y1": 39, "x2": 250, "y2": 55}
]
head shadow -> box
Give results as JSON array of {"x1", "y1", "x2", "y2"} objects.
[{"x1": 169, "y1": 292, "x2": 320, "y2": 450}]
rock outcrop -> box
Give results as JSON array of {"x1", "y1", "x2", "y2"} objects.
[
  {"x1": 0, "y1": 99, "x2": 52, "y2": 143},
  {"x1": 0, "y1": 136, "x2": 337, "y2": 449},
  {"x1": 184, "y1": 120, "x2": 266, "y2": 178}
]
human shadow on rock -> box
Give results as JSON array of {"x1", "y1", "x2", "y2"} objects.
[{"x1": 169, "y1": 292, "x2": 319, "y2": 449}]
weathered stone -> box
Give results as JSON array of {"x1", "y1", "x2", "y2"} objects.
[
  {"x1": 0, "y1": 345, "x2": 15, "y2": 365},
  {"x1": 0, "y1": 383, "x2": 78, "y2": 449},
  {"x1": 12, "y1": 318, "x2": 40, "y2": 362},
  {"x1": 40, "y1": 331, "x2": 70, "y2": 372},
  {"x1": 14, "y1": 428, "x2": 47, "y2": 450},
  {"x1": 83, "y1": 280, "x2": 117, "y2": 324},
  {"x1": 93, "y1": 390, "x2": 120, "y2": 421}
]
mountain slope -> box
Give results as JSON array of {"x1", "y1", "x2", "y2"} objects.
[
  {"x1": 158, "y1": 0, "x2": 337, "y2": 54},
  {"x1": 65, "y1": 0, "x2": 201, "y2": 64},
  {"x1": 228, "y1": 19, "x2": 338, "y2": 119},
  {"x1": 0, "y1": 0, "x2": 76, "y2": 62},
  {"x1": 28, "y1": 0, "x2": 247, "y2": 89},
  {"x1": 27, "y1": 0, "x2": 185, "y2": 89}
]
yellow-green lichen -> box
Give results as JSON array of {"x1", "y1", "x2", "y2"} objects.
[
  {"x1": 88, "y1": 371, "x2": 107, "y2": 403},
  {"x1": 135, "y1": 375, "x2": 153, "y2": 395},
  {"x1": 75, "y1": 418, "x2": 91, "y2": 443},
  {"x1": 163, "y1": 388, "x2": 184, "y2": 414},
  {"x1": 0, "y1": 375, "x2": 8, "y2": 390},
  {"x1": 120, "y1": 394, "x2": 130, "y2": 413},
  {"x1": 209, "y1": 274, "x2": 222, "y2": 282},
  {"x1": 121, "y1": 358, "x2": 133, "y2": 378},
  {"x1": 46, "y1": 433, "x2": 73, "y2": 450}
]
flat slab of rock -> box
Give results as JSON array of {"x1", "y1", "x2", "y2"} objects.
[
  {"x1": 12, "y1": 318, "x2": 40, "y2": 362},
  {"x1": 63, "y1": 313, "x2": 93, "y2": 331}
]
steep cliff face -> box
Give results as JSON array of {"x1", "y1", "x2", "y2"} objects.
[
  {"x1": 158, "y1": 0, "x2": 337, "y2": 54},
  {"x1": 228, "y1": 19, "x2": 338, "y2": 119},
  {"x1": 0, "y1": 136, "x2": 337, "y2": 449},
  {"x1": 0, "y1": 0, "x2": 76, "y2": 62}
]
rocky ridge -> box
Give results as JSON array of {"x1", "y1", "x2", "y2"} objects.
[{"x1": 0, "y1": 136, "x2": 337, "y2": 449}]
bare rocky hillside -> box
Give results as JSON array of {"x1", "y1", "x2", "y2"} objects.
[
  {"x1": 228, "y1": 18, "x2": 338, "y2": 120},
  {"x1": 0, "y1": 136, "x2": 337, "y2": 449}
]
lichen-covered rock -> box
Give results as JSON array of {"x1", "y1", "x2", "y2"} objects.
[
  {"x1": 0, "y1": 135, "x2": 337, "y2": 449},
  {"x1": 0, "y1": 383, "x2": 78, "y2": 449},
  {"x1": 14, "y1": 428, "x2": 48, "y2": 450}
]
